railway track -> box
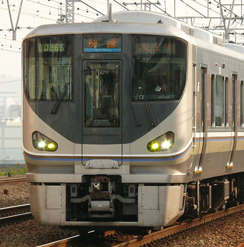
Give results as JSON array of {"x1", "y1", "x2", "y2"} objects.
[
  {"x1": 0, "y1": 204, "x2": 32, "y2": 226},
  {"x1": 35, "y1": 204, "x2": 244, "y2": 247},
  {"x1": 0, "y1": 177, "x2": 27, "y2": 184}
]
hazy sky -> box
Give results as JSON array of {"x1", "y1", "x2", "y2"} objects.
[{"x1": 0, "y1": 0, "x2": 242, "y2": 77}]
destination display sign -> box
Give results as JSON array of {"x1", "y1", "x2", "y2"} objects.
[
  {"x1": 37, "y1": 36, "x2": 72, "y2": 55},
  {"x1": 134, "y1": 36, "x2": 176, "y2": 56},
  {"x1": 83, "y1": 34, "x2": 122, "y2": 53}
]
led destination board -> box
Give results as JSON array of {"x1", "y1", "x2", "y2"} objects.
[
  {"x1": 83, "y1": 34, "x2": 122, "y2": 53},
  {"x1": 39, "y1": 43, "x2": 65, "y2": 52}
]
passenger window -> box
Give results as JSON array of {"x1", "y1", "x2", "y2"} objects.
[
  {"x1": 232, "y1": 74, "x2": 237, "y2": 125},
  {"x1": 211, "y1": 75, "x2": 215, "y2": 126},
  {"x1": 241, "y1": 81, "x2": 244, "y2": 127},
  {"x1": 215, "y1": 76, "x2": 224, "y2": 127},
  {"x1": 225, "y1": 78, "x2": 229, "y2": 126}
]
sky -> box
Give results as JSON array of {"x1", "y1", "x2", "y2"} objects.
[{"x1": 0, "y1": 0, "x2": 243, "y2": 77}]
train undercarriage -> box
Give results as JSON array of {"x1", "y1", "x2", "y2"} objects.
[
  {"x1": 29, "y1": 173, "x2": 244, "y2": 230},
  {"x1": 184, "y1": 173, "x2": 244, "y2": 218},
  {"x1": 65, "y1": 175, "x2": 186, "y2": 227}
]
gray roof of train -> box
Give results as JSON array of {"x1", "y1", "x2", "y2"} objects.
[{"x1": 23, "y1": 11, "x2": 244, "y2": 62}]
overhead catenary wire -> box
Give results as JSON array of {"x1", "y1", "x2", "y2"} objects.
[
  {"x1": 78, "y1": 0, "x2": 105, "y2": 16},
  {"x1": 113, "y1": 0, "x2": 129, "y2": 10}
]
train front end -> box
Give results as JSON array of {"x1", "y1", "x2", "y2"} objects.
[{"x1": 22, "y1": 18, "x2": 193, "y2": 230}]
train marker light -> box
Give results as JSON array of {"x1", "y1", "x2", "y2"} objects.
[
  {"x1": 47, "y1": 143, "x2": 55, "y2": 149},
  {"x1": 147, "y1": 131, "x2": 174, "y2": 152},
  {"x1": 152, "y1": 143, "x2": 159, "y2": 149},
  {"x1": 32, "y1": 131, "x2": 58, "y2": 152}
]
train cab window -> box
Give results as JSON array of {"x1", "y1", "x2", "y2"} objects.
[
  {"x1": 132, "y1": 35, "x2": 186, "y2": 101},
  {"x1": 23, "y1": 35, "x2": 73, "y2": 101}
]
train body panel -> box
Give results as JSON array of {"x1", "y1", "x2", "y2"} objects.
[{"x1": 22, "y1": 10, "x2": 244, "y2": 229}]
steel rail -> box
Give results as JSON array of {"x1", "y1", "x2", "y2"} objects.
[
  {"x1": 34, "y1": 204, "x2": 244, "y2": 247},
  {"x1": 35, "y1": 231, "x2": 115, "y2": 247},
  {"x1": 0, "y1": 204, "x2": 30, "y2": 216},
  {"x1": 0, "y1": 177, "x2": 27, "y2": 184},
  {"x1": 36, "y1": 235, "x2": 80, "y2": 247},
  {"x1": 112, "y1": 204, "x2": 244, "y2": 247},
  {"x1": 0, "y1": 212, "x2": 33, "y2": 226},
  {"x1": 0, "y1": 204, "x2": 32, "y2": 226}
]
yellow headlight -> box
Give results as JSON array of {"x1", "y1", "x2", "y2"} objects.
[
  {"x1": 147, "y1": 132, "x2": 174, "y2": 152},
  {"x1": 32, "y1": 131, "x2": 58, "y2": 152},
  {"x1": 152, "y1": 143, "x2": 159, "y2": 149},
  {"x1": 47, "y1": 143, "x2": 55, "y2": 149}
]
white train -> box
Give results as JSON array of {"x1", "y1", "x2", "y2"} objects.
[{"x1": 22, "y1": 10, "x2": 244, "y2": 231}]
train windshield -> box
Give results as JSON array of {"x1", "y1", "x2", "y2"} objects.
[
  {"x1": 132, "y1": 35, "x2": 187, "y2": 101},
  {"x1": 23, "y1": 35, "x2": 73, "y2": 101}
]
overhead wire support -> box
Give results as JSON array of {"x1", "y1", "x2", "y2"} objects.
[
  {"x1": 66, "y1": 0, "x2": 74, "y2": 23},
  {"x1": 123, "y1": 1, "x2": 160, "y2": 11},
  {"x1": 146, "y1": 0, "x2": 171, "y2": 16},
  {"x1": 6, "y1": 0, "x2": 24, "y2": 40},
  {"x1": 218, "y1": 0, "x2": 236, "y2": 41}
]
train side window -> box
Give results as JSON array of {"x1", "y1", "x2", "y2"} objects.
[
  {"x1": 215, "y1": 75, "x2": 224, "y2": 127},
  {"x1": 211, "y1": 75, "x2": 215, "y2": 126},
  {"x1": 241, "y1": 81, "x2": 244, "y2": 127},
  {"x1": 232, "y1": 74, "x2": 237, "y2": 126},
  {"x1": 225, "y1": 78, "x2": 229, "y2": 127}
]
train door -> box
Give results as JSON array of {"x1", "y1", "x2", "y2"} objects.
[
  {"x1": 193, "y1": 67, "x2": 207, "y2": 172},
  {"x1": 82, "y1": 60, "x2": 123, "y2": 166},
  {"x1": 229, "y1": 74, "x2": 237, "y2": 166}
]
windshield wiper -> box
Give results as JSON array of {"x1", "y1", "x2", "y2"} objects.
[
  {"x1": 131, "y1": 104, "x2": 141, "y2": 127},
  {"x1": 51, "y1": 83, "x2": 69, "y2": 114},
  {"x1": 143, "y1": 90, "x2": 156, "y2": 128}
]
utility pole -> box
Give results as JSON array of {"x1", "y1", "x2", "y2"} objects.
[
  {"x1": 66, "y1": 0, "x2": 76, "y2": 23},
  {"x1": 65, "y1": 0, "x2": 105, "y2": 23}
]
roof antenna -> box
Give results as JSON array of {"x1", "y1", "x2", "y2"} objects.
[{"x1": 105, "y1": 0, "x2": 116, "y2": 22}]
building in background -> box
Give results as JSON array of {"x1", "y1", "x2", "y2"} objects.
[{"x1": 0, "y1": 75, "x2": 24, "y2": 168}]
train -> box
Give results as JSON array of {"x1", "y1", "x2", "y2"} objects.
[{"x1": 22, "y1": 10, "x2": 244, "y2": 231}]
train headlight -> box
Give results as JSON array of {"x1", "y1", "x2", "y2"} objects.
[
  {"x1": 32, "y1": 131, "x2": 58, "y2": 152},
  {"x1": 147, "y1": 132, "x2": 174, "y2": 152}
]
